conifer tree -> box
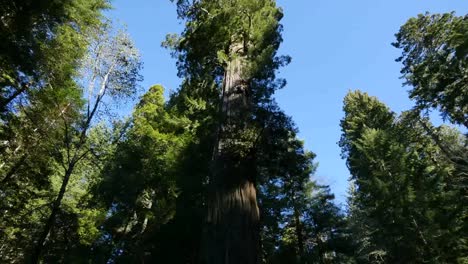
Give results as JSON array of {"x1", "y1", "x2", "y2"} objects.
[
  {"x1": 393, "y1": 12, "x2": 468, "y2": 128},
  {"x1": 168, "y1": 1, "x2": 289, "y2": 262},
  {"x1": 340, "y1": 90, "x2": 467, "y2": 263}
]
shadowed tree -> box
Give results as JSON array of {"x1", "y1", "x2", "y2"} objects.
[
  {"x1": 168, "y1": 1, "x2": 289, "y2": 263},
  {"x1": 0, "y1": 0, "x2": 110, "y2": 113},
  {"x1": 30, "y1": 22, "x2": 142, "y2": 263}
]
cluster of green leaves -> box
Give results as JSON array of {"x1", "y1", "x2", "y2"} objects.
[
  {"x1": 338, "y1": 12, "x2": 467, "y2": 263},
  {"x1": 0, "y1": 0, "x2": 110, "y2": 113},
  {"x1": 393, "y1": 12, "x2": 468, "y2": 128},
  {"x1": 92, "y1": 85, "x2": 194, "y2": 262},
  {"x1": 0, "y1": 1, "x2": 145, "y2": 261},
  {"x1": 340, "y1": 91, "x2": 466, "y2": 263}
]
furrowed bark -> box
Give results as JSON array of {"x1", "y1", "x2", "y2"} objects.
[{"x1": 202, "y1": 43, "x2": 260, "y2": 264}]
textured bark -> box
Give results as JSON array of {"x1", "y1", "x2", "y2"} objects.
[{"x1": 202, "y1": 43, "x2": 260, "y2": 264}]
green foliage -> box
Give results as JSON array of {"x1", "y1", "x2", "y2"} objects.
[
  {"x1": 393, "y1": 12, "x2": 468, "y2": 127},
  {"x1": 341, "y1": 90, "x2": 467, "y2": 263},
  {"x1": 93, "y1": 85, "x2": 194, "y2": 261},
  {"x1": 167, "y1": 0, "x2": 289, "y2": 100},
  {"x1": 0, "y1": 72, "x2": 84, "y2": 263},
  {"x1": 255, "y1": 107, "x2": 353, "y2": 264},
  {"x1": 0, "y1": 0, "x2": 110, "y2": 113},
  {"x1": 4, "y1": 2, "x2": 466, "y2": 264},
  {"x1": 0, "y1": 11, "x2": 142, "y2": 260},
  {"x1": 164, "y1": 1, "x2": 294, "y2": 262}
]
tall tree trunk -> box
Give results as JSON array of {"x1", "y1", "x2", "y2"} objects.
[
  {"x1": 201, "y1": 43, "x2": 260, "y2": 264},
  {"x1": 30, "y1": 162, "x2": 75, "y2": 263}
]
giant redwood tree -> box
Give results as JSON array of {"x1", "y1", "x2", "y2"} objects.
[{"x1": 168, "y1": 0, "x2": 289, "y2": 262}]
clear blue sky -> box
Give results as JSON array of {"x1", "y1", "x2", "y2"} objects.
[{"x1": 108, "y1": 1, "x2": 467, "y2": 205}]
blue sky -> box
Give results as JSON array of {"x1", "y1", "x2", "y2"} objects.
[{"x1": 108, "y1": 1, "x2": 467, "y2": 205}]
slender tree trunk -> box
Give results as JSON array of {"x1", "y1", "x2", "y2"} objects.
[
  {"x1": 30, "y1": 162, "x2": 75, "y2": 263},
  {"x1": 294, "y1": 207, "x2": 304, "y2": 261},
  {"x1": 201, "y1": 43, "x2": 260, "y2": 264},
  {"x1": 29, "y1": 58, "x2": 109, "y2": 262}
]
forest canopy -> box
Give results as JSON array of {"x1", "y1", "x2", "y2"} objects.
[{"x1": 0, "y1": 1, "x2": 466, "y2": 263}]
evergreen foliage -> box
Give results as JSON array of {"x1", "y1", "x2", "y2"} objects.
[{"x1": 0, "y1": 2, "x2": 466, "y2": 263}]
